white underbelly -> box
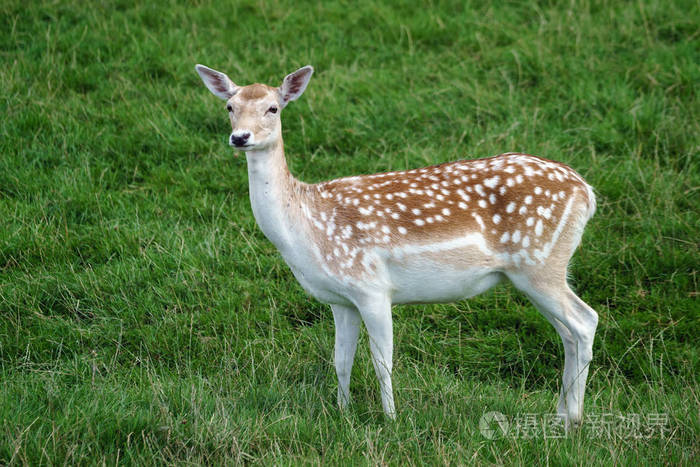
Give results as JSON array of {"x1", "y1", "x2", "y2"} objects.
[
  {"x1": 379, "y1": 239, "x2": 504, "y2": 304},
  {"x1": 276, "y1": 232, "x2": 505, "y2": 307},
  {"x1": 388, "y1": 261, "x2": 503, "y2": 304}
]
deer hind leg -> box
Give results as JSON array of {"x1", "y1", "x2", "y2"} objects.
[
  {"x1": 507, "y1": 272, "x2": 598, "y2": 428},
  {"x1": 564, "y1": 288, "x2": 598, "y2": 423},
  {"x1": 539, "y1": 312, "x2": 578, "y2": 421},
  {"x1": 331, "y1": 303, "x2": 362, "y2": 409}
]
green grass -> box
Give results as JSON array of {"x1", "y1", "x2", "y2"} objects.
[{"x1": 1, "y1": 0, "x2": 698, "y2": 464}]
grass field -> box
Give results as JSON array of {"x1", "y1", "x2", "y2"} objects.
[{"x1": 1, "y1": 0, "x2": 698, "y2": 464}]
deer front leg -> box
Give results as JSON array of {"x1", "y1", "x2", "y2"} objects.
[
  {"x1": 331, "y1": 303, "x2": 362, "y2": 410},
  {"x1": 358, "y1": 295, "x2": 395, "y2": 419}
]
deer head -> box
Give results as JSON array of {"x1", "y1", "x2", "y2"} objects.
[{"x1": 195, "y1": 64, "x2": 313, "y2": 151}]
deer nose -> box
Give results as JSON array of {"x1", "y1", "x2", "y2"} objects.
[{"x1": 230, "y1": 132, "x2": 250, "y2": 147}]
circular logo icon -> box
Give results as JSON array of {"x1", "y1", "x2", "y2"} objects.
[{"x1": 479, "y1": 411, "x2": 509, "y2": 439}]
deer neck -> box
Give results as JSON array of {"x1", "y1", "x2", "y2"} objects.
[{"x1": 245, "y1": 139, "x2": 306, "y2": 254}]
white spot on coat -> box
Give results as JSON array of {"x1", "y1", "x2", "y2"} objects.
[
  {"x1": 472, "y1": 213, "x2": 486, "y2": 230},
  {"x1": 484, "y1": 176, "x2": 500, "y2": 189},
  {"x1": 512, "y1": 230, "x2": 521, "y2": 244}
]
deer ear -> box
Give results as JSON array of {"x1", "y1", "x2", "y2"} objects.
[
  {"x1": 278, "y1": 66, "x2": 313, "y2": 108},
  {"x1": 195, "y1": 64, "x2": 238, "y2": 100}
]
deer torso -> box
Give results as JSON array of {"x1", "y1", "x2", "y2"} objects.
[{"x1": 246, "y1": 150, "x2": 595, "y2": 307}]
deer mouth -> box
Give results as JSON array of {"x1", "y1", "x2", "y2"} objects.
[{"x1": 228, "y1": 139, "x2": 253, "y2": 150}]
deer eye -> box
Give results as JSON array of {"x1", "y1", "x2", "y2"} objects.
[
  {"x1": 267, "y1": 106, "x2": 278, "y2": 114},
  {"x1": 226, "y1": 105, "x2": 233, "y2": 112}
]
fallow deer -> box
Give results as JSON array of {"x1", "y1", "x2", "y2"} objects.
[{"x1": 195, "y1": 64, "x2": 599, "y2": 428}]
